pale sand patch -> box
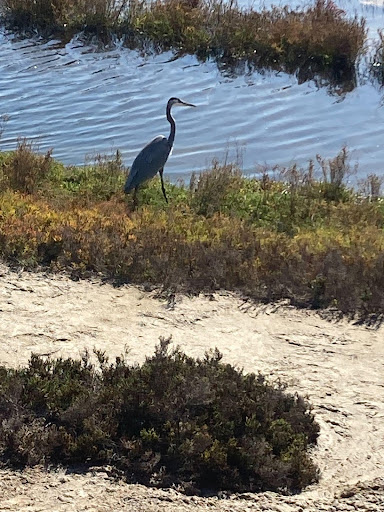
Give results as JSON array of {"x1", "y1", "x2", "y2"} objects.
[{"x1": 0, "y1": 263, "x2": 383, "y2": 511}]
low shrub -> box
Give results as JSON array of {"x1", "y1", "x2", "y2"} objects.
[
  {"x1": 189, "y1": 161, "x2": 243, "y2": 216},
  {"x1": 0, "y1": 139, "x2": 54, "y2": 195},
  {"x1": 0, "y1": 144, "x2": 125, "y2": 202},
  {"x1": 0, "y1": 0, "x2": 117, "y2": 35},
  {"x1": 60, "y1": 150, "x2": 126, "y2": 202},
  {"x1": 0, "y1": 338, "x2": 319, "y2": 493}
]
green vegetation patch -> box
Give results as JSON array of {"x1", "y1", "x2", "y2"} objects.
[
  {"x1": 0, "y1": 338, "x2": 319, "y2": 493},
  {"x1": 0, "y1": 0, "x2": 366, "y2": 80},
  {"x1": 1, "y1": 142, "x2": 384, "y2": 316}
]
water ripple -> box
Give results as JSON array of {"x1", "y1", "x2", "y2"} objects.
[{"x1": 1, "y1": 5, "x2": 384, "y2": 180}]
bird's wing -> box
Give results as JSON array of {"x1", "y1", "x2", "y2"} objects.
[{"x1": 125, "y1": 136, "x2": 171, "y2": 192}]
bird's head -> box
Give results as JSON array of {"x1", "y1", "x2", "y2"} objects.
[{"x1": 168, "y1": 97, "x2": 196, "y2": 108}]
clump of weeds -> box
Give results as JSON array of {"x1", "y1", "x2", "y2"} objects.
[{"x1": 0, "y1": 338, "x2": 320, "y2": 493}]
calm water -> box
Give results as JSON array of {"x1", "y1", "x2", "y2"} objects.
[{"x1": 2, "y1": 0, "x2": 384, "y2": 179}]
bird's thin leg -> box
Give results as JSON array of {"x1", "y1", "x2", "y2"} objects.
[
  {"x1": 159, "y1": 168, "x2": 168, "y2": 203},
  {"x1": 133, "y1": 186, "x2": 139, "y2": 211}
]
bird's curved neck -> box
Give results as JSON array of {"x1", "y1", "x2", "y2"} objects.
[{"x1": 166, "y1": 103, "x2": 176, "y2": 148}]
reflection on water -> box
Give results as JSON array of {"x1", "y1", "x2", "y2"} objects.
[
  {"x1": 218, "y1": 57, "x2": 359, "y2": 96},
  {"x1": 1, "y1": 0, "x2": 384, "y2": 179}
]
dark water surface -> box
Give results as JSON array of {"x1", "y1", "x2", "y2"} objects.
[{"x1": 1, "y1": 0, "x2": 384, "y2": 179}]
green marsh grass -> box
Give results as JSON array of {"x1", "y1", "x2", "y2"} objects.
[
  {"x1": 0, "y1": 0, "x2": 367, "y2": 81},
  {"x1": 1, "y1": 143, "x2": 384, "y2": 317}
]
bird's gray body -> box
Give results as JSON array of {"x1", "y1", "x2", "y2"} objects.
[{"x1": 124, "y1": 135, "x2": 171, "y2": 193}]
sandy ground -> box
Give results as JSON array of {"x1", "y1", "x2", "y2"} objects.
[{"x1": 0, "y1": 262, "x2": 383, "y2": 511}]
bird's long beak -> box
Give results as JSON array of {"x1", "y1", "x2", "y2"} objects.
[{"x1": 180, "y1": 100, "x2": 196, "y2": 107}]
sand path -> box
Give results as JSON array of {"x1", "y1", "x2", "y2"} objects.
[{"x1": 0, "y1": 263, "x2": 383, "y2": 511}]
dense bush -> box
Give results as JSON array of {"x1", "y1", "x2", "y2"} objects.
[
  {"x1": 0, "y1": 338, "x2": 319, "y2": 493},
  {"x1": 1, "y1": 144, "x2": 384, "y2": 316},
  {"x1": 0, "y1": 139, "x2": 56, "y2": 195},
  {"x1": 0, "y1": 0, "x2": 366, "y2": 82}
]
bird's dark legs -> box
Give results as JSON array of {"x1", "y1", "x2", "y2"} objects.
[
  {"x1": 133, "y1": 186, "x2": 139, "y2": 210},
  {"x1": 159, "y1": 168, "x2": 168, "y2": 203}
]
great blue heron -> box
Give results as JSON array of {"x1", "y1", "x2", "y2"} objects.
[{"x1": 124, "y1": 97, "x2": 196, "y2": 206}]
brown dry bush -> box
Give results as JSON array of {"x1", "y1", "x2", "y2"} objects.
[
  {"x1": 358, "y1": 173, "x2": 383, "y2": 199},
  {"x1": 0, "y1": 138, "x2": 53, "y2": 195},
  {"x1": 316, "y1": 146, "x2": 358, "y2": 200},
  {"x1": 189, "y1": 161, "x2": 243, "y2": 216},
  {"x1": 1, "y1": 0, "x2": 123, "y2": 33}
]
